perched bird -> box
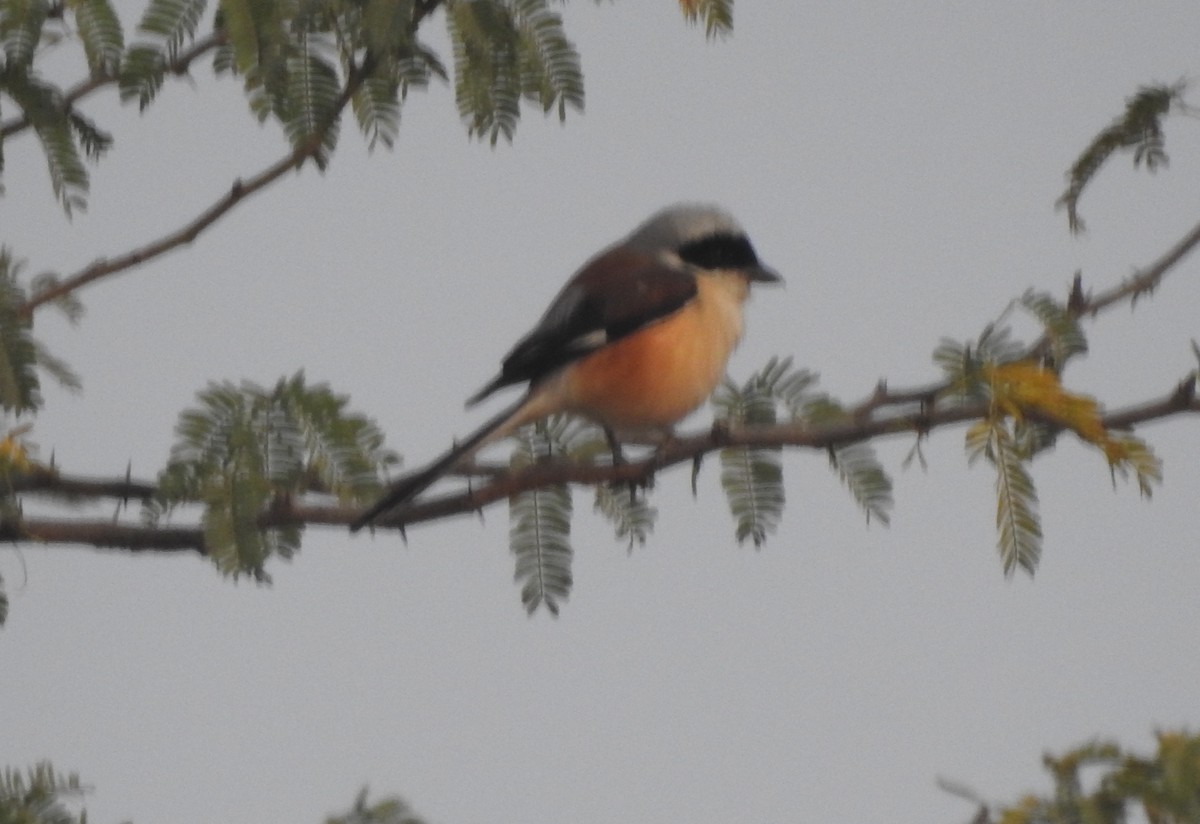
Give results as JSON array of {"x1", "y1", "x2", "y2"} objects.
[{"x1": 351, "y1": 203, "x2": 780, "y2": 531}]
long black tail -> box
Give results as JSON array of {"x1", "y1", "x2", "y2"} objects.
[{"x1": 350, "y1": 395, "x2": 529, "y2": 532}]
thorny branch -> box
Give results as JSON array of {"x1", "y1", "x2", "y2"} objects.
[{"x1": 6, "y1": 374, "x2": 1197, "y2": 552}]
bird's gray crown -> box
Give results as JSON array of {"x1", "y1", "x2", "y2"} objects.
[{"x1": 624, "y1": 203, "x2": 746, "y2": 253}]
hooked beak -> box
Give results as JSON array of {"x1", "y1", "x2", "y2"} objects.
[{"x1": 748, "y1": 263, "x2": 782, "y2": 284}]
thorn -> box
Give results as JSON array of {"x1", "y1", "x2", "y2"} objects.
[
  {"x1": 1068, "y1": 270, "x2": 1085, "y2": 313},
  {"x1": 1171, "y1": 374, "x2": 1196, "y2": 407},
  {"x1": 691, "y1": 454, "x2": 703, "y2": 497}
]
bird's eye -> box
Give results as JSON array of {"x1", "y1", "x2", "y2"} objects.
[{"x1": 677, "y1": 233, "x2": 760, "y2": 270}]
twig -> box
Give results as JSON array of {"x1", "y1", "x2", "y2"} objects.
[
  {"x1": 18, "y1": 63, "x2": 369, "y2": 319},
  {"x1": 10, "y1": 468, "x2": 156, "y2": 502},
  {"x1": 1, "y1": 518, "x2": 204, "y2": 552}
]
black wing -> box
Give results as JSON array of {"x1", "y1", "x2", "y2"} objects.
[{"x1": 467, "y1": 246, "x2": 697, "y2": 405}]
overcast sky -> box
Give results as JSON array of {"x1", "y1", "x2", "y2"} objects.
[{"x1": 3, "y1": 4, "x2": 1200, "y2": 824}]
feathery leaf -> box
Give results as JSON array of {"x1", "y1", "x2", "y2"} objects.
[
  {"x1": 677, "y1": 0, "x2": 733, "y2": 38},
  {"x1": 2, "y1": 70, "x2": 90, "y2": 214},
  {"x1": 135, "y1": 0, "x2": 207, "y2": 59},
  {"x1": 0, "y1": 250, "x2": 42, "y2": 413},
  {"x1": 829, "y1": 442, "x2": 892, "y2": 525},
  {"x1": 966, "y1": 418, "x2": 1042, "y2": 577},
  {"x1": 714, "y1": 367, "x2": 783, "y2": 548},
  {"x1": 0, "y1": 762, "x2": 88, "y2": 824},
  {"x1": 118, "y1": 43, "x2": 167, "y2": 109},
  {"x1": 513, "y1": 0, "x2": 582, "y2": 121},
  {"x1": 68, "y1": 0, "x2": 125, "y2": 73},
  {"x1": 282, "y1": 33, "x2": 341, "y2": 165},
  {"x1": 149, "y1": 373, "x2": 397, "y2": 576},
  {"x1": 509, "y1": 419, "x2": 573, "y2": 615},
  {"x1": 0, "y1": 0, "x2": 50, "y2": 69},
  {"x1": 1057, "y1": 82, "x2": 1186, "y2": 233},
  {"x1": 447, "y1": 0, "x2": 581, "y2": 145},
  {"x1": 1020, "y1": 290, "x2": 1088, "y2": 369},
  {"x1": 593, "y1": 479, "x2": 656, "y2": 550}
]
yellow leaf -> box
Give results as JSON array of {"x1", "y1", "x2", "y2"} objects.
[
  {"x1": 984, "y1": 361, "x2": 1107, "y2": 443},
  {"x1": 982, "y1": 362, "x2": 1161, "y2": 494},
  {"x1": 0, "y1": 424, "x2": 34, "y2": 472}
]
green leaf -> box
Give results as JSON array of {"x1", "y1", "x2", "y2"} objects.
[
  {"x1": 325, "y1": 786, "x2": 428, "y2": 824},
  {"x1": 512, "y1": 0, "x2": 583, "y2": 121},
  {"x1": 1057, "y1": 82, "x2": 1186, "y2": 233},
  {"x1": 446, "y1": 0, "x2": 580, "y2": 145},
  {"x1": 593, "y1": 479, "x2": 656, "y2": 550},
  {"x1": 714, "y1": 369, "x2": 783, "y2": 548},
  {"x1": 447, "y1": 0, "x2": 520, "y2": 144},
  {"x1": 118, "y1": 43, "x2": 167, "y2": 109},
  {"x1": 0, "y1": 0, "x2": 50, "y2": 69},
  {"x1": 69, "y1": 0, "x2": 125, "y2": 74},
  {"x1": 1020, "y1": 289, "x2": 1088, "y2": 369},
  {"x1": 0, "y1": 249, "x2": 41, "y2": 413},
  {"x1": 829, "y1": 442, "x2": 892, "y2": 525},
  {"x1": 966, "y1": 418, "x2": 1042, "y2": 577},
  {"x1": 282, "y1": 34, "x2": 342, "y2": 165},
  {"x1": 2, "y1": 70, "x2": 90, "y2": 214},
  {"x1": 351, "y1": 74, "x2": 402, "y2": 150},
  {"x1": 135, "y1": 0, "x2": 207, "y2": 59},
  {"x1": 0, "y1": 762, "x2": 88, "y2": 824},
  {"x1": 678, "y1": 0, "x2": 734, "y2": 39},
  {"x1": 509, "y1": 419, "x2": 573, "y2": 615},
  {"x1": 149, "y1": 373, "x2": 397, "y2": 576}
]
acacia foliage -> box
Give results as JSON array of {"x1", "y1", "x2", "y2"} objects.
[
  {"x1": 944, "y1": 729, "x2": 1200, "y2": 824},
  {"x1": 0, "y1": 0, "x2": 1195, "y2": 617},
  {"x1": 0, "y1": 0, "x2": 737, "y2": 619}
]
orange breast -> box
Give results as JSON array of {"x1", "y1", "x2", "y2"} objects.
[{"x1": 560, "y1": 273, "x2": 747, "y2": 430}]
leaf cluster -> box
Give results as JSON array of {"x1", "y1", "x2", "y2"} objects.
[
  {"x1": 939, "y1": 293, "x2": 1161, "y2": 577},
  {"x1": 972, "y1": 730, "x2": 1200, "y2": 824},
  {"x1": 447, "y1": 0, "x2": 583, "y2": 145},
  {"x1": 1057, "y1": 81, "x2": 1189, "y2": 233},
  {"x1": 146, "y1": 372, "x2": 397, "y2": 581},
  {"x1": 325, "y1": 786, "x2": 427, "y2": 824},
  {"x1": 1, "y1": 0, "x2": 117, "y2": 214},
  {"x1": 677, "y1": 0, "x2": 733, "y2": 38},
  {"x1": 713, "y1": 357, "x2": 892, "y2": 546},
  {"x1": 0, "y1": 761, "x2": 88, "y2": 824},
  {"x1": 1, "y1": 0, "x2": 625, "y2": 215},
  {"x1": 0, "y1": 248, "x2": 80, "y2": 416}
]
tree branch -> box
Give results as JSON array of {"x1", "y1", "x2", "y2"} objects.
[
  {"x1": 354, "y1": 378, "x2": 1198, "y2": 532},
  {"x1": 1075, "y1": 214, "x2": 1200, "y2": 316},
  {"x1": 1, "y1": 517, "x2": 205, "y2": 552},
  {"x1": 18, "y1": 66, "x2": 367, "y2": 318},
  {"x1": 9, "y1": 467, "x2": 156, "y2": 502},
  {"x1": 11, "y1": 376, "x2": 1194, "y2": 553}
]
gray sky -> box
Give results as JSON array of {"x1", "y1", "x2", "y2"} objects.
[{"x1": 3, "y1": 4, "x2": 1200, "y2": 823}]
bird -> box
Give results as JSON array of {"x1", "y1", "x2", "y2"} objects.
[{"x1": 350, "y1": 203, "x2": 781, "y2": 531}]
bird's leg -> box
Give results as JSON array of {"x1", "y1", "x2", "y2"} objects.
[
  {"x1": 603, "y1": 426, "x2": 645, "y2": 504},
  {"x1": 603, "y1": 426, "x2": 625, "y2": 465}
]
